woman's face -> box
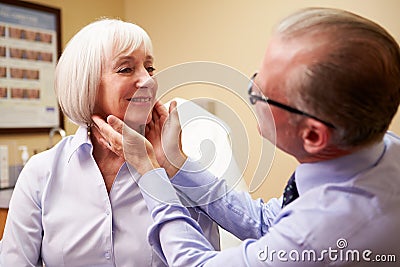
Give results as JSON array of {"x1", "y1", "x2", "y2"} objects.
[{"x1": 95, "y1": 46, "x2": 157, "y2": 131}]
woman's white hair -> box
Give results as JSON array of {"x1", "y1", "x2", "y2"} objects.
[{"x1": 55, "y1": 18, "x2": 153, "y2": 126}]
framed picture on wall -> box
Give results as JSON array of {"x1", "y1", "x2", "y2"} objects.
[{"x1": 0, "y1": 0, "x2": 62, "y2": 133}]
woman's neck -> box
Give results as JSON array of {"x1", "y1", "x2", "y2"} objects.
[{"x1": 89, "y1": 125, "x2": 125, "y2": 193}]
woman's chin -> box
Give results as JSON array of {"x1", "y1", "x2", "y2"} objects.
[{"x1": 124, "y1": 114, "x2": 151, "y2": 130}]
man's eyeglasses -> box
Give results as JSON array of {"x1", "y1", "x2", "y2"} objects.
[{"x1": 248, "y1": 73, "x2": 336, "y2": 129}]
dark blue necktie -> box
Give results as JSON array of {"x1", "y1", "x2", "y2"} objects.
[{"x1": 282, "y1": 173, "x2": 299, "y2": 208}]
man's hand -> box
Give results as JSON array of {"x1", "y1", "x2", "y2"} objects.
[
  {"x1": 146, "y1": 100, "x2": 187, "y2": 178},
  {"x1": 92, "y1": 115, "x2": 160, "y2": 175}
]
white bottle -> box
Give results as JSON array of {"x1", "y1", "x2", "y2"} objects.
[
  {"x1": 18, "y1": 146, "x2": 29, "y2": 166},
  {"x1": 0, "y1": 145, "x2": 9, "y2": 188}
]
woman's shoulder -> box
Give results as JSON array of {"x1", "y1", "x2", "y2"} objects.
[
  {"x1": 27, "y1": 126, "x2": 89, "y2": 168},
  {"x1": 12, "y1": 129, "x2": 90, "y2": 203},
  {"x1": 29, "y1": 136, "x2": 73, "y2": 164},
  {"x1": 19, "y1": 134, "x2": 80, "y2": 184}
]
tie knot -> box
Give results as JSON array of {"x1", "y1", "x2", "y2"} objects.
[{"x1": 282, "y1": 173, "x2": 299, "y2": 208}]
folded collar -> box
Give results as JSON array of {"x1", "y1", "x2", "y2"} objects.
[
  {"x1": 295, "y1": 139, "x2": 385, "y2": 195},
  {"x1": 67, "y1": 126, "x2": 92, "y2": 160}
]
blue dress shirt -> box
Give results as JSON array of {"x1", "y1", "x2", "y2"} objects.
[
  {"x1": 0, "y1": 126, "x2": 219, "y2": 267},
  {"x1": 138, "y1": 132, "x2": 400, "y2": 266}
]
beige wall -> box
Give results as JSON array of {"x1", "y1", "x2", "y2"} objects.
[{"x1": 1, "y1": 0, "x2": 399, "y2": 200}]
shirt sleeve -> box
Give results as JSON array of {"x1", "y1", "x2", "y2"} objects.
[
  {"x1": 0, "y1": 156, "x2": 44, "y2": 266},
  {"x1": 170, "y1": 159, "x2": 282, "y2": 240},
  {"x1": 138, "y1": 168, "x2": 311, "y2": 267}
]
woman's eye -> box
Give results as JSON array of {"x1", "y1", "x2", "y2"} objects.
[
  {"x1": 117, "y1": 67, "x2": 133, "y2": 74},
  {"x1": 146, "y1": 66, "x2": 155, "y2": 75}
]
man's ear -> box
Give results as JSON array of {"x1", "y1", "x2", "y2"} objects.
[{"x1": 300, "y1": 118, "x2": 331, "y2": 154}]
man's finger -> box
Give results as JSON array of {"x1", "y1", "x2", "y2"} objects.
[
  {"x1": 92, "y1": 115, "x2": 114, "y2": 137},
  {"x1": 168, "y1": 101, "x2": 180, "y2": 126},
  {"x1": 154, "y1": 100, "x2": 169, "y2": 119},
  {"x1": 92, "y1": 115, "x2": 121, "y2": 146},
  {"x1": 107, "y1": 115, "x2": 124, "y2": 134}
]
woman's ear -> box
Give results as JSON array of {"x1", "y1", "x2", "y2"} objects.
[{"x1": 300, "y1": 118, "x2": 331, "y2": 154}]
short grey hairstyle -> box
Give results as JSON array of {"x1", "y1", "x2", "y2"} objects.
[
  {"x1": 55, "y1": 18, "x2": 153, "y2": 126},
  {"x1": 275, "y1": 7, "x2": 400, "y2": 148}
]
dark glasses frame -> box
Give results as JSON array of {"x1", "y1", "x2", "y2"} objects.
[{"x1": 248, "y1": 73, "x2": 336, "y2": 129}]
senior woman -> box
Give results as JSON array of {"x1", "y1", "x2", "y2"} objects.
[{"x1": 0, "y1": 19, "x2": 219, "y2": 266}]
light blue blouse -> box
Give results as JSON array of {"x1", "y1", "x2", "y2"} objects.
[{"x1": 0, "y1": 126, "x2": 219, "y2": 266}]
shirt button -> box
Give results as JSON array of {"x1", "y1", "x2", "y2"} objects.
[
  {"x1": 106, "y1": 210, "x2": 110, "y2": 215},
  {"x1": 105, "y1": 251, "x2": 110, "y2": 260}
]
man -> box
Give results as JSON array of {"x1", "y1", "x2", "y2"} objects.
[{"x1": 94, "y1": 7, "x2": 400, "y2": 266}]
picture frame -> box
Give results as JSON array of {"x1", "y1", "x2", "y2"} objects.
[{"x1": 0, "y1": 0, "x2": 63, "y2": 133}]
